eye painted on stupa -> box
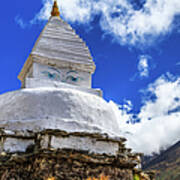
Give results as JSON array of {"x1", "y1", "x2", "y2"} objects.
[
  {"x1": 65, "y1": 70, "x2": 82, "y2": 83},
  {"x1": 42, "y1": 67, "x2": 61, "y2": 80},
  {"x1": 42, "y1": 71, "x2": 60, "y2": 80},
  {"x1": 66, "y1": 75, "x2": 80, "y2": 82}
]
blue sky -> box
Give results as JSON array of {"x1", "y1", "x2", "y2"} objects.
[{"x1": 1, "y1": 0, "x2": 180, "y2": 154}]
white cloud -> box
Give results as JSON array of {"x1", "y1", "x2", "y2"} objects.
[
  {"x1": 109, "y1": 73, "x2": 180, "y2": 155},
  {"x1": 130, "y1": 55, "x2": 154, "y2": 81},
  {"x1": 138, "y1": 55, "x2": 149, "y2": 78},
  {"x1": 34, "y1": 0, "x2": 180, "y2": 46}
]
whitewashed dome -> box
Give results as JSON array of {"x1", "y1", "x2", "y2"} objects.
[{"x1": 0, "y1": 87, "x2": 120, "y2": 136}]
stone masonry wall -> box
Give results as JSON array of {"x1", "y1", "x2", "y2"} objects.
[
  {"x1": 0, "y1": 150, "x2": 134, "y2": 180},
  {"x1": 0, "y1": 129, "x2": 155, "y2": 180}
]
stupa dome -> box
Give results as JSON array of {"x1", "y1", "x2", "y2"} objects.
[{"x1": 0, "y1": 87, "x2": 120, "y2": 136}]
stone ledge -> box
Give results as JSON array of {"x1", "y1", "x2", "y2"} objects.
[
  {"x1": 41, "y1": 135, "x2": 119, "y2": 156},
  {"x1": 0, "y1": 129, "x2": 127, "y2": 156},
  {"x1": 39, "y1": 130, "x2": 126, "y2": 143},
  {"x1": 0, "y1": 149, "x2": 136, "y2": 168}
]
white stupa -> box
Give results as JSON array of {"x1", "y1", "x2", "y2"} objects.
[{"x1": 0, "y1": 1, "x2": 123, "y2": 155}]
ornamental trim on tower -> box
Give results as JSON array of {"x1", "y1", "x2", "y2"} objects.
[{"x1": 51, "y1": 0, "x2": 60, "y2": 17}]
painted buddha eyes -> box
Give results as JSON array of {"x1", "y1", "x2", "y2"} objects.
[
  {"x1": 66, "y1": 70, "x2": 82, "y2": 83},
  {"x1": 48, "y1": 72, "x2": 59, "y2": 79},
  {"x1": 66, "y1": 75, "x2": 79, "y2": 82},
  {"x1": 42, "y1": 71, "x2": 60, "y2": 80},
  {"x1": 42, "y1": 69, "x2": 83, "y2": 83}
]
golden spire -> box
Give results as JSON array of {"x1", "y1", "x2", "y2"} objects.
[{"x1": 51, "y1": 0, "x2": 60, "y2": 17}]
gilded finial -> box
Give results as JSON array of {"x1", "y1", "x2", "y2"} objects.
[{"x1": 51, "y1": 0, "x2": 60, "y2": 17}]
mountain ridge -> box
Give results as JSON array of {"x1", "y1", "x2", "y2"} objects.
[{"x1": 143, "y1": 140, "x2": 180, "y2": 180}]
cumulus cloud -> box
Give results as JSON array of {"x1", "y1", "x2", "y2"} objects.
[
  {"x1": 34, "y1": 0, "x2": 180, "y2": 46},
  {"x1": 110, "y1": 73, "x2": 180, "y2": 155}
]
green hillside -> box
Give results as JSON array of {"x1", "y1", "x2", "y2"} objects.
[{"x1": 144, "y1": 141, "x2": 180, "y2": 180}]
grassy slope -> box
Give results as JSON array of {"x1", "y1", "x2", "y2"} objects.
[{"x1": 144, "y1": 141, "x2": 180, "y2": 180}]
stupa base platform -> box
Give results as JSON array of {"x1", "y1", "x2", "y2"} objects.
[
  {"x1": 0, "y1": 149, "x2": 136, "y2": 180},
  {"x1": 0, "y1": 129, "x2": 154, "y2": 180}
]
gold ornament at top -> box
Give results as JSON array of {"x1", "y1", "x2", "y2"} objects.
[{"x1": 51, "y1": 0, "x2": 60, "y2": 17}]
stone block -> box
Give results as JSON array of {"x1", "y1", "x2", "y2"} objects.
[
  {"x1": 3, "y1": 138, "x2": 34, "y2": 153},
  {"x1": 50, "y1": 135, "x2": 119, "y2": 156},
  {"x1": 40, "y1": 135, "x2": 50, "y2": 149}
]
